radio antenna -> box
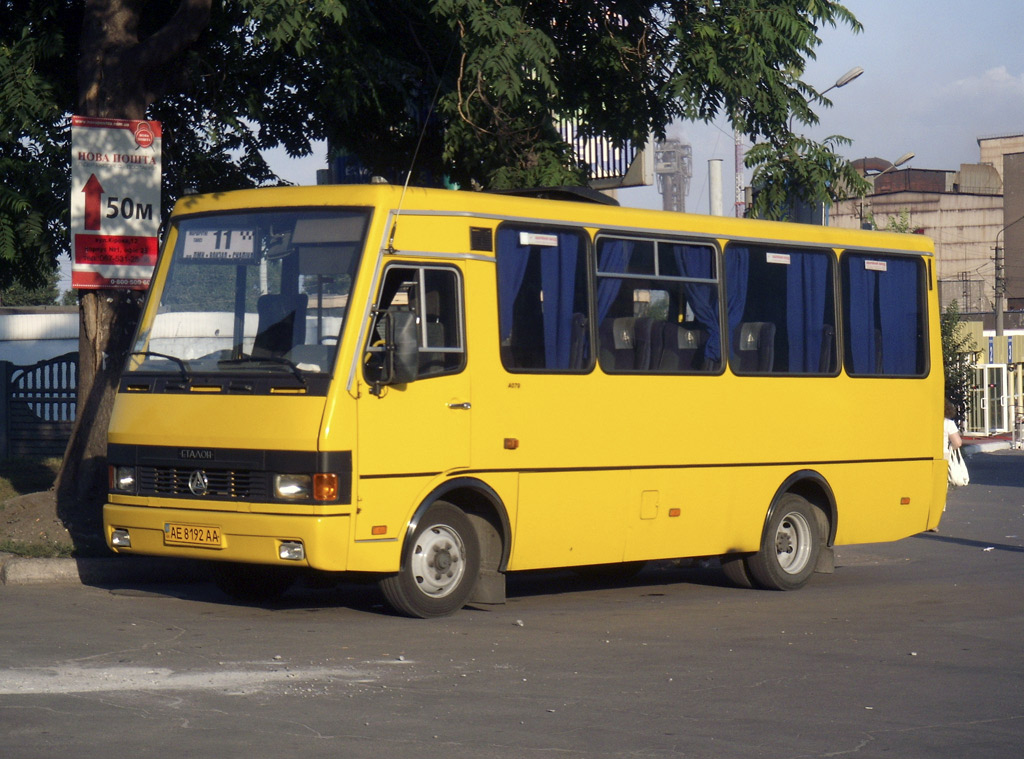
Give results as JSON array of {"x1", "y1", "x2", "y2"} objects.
[{"x1": 387, "y1": 44, "x2": 456, "y2": 255}]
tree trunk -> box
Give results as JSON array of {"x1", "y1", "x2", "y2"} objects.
[
  {"x1": 56, "y1": 291, "x2": 144, "y2": 545},
  {"x1": 55, "y1": 0, "x2": 212, "y2": 550}
]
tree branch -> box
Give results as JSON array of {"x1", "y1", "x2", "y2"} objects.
[{"x1": 136, "y1": 0, "x2": 213, "y2": 70}]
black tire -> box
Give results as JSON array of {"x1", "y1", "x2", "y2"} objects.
[
  {"x1": 719, "y1": 554, "x2": 756, "y2": 589},
  {"x1": 746, "y1": 494, "x2": 822, "y2": 591},
  {"x1": 379, "y1": 501, "x2": 480, "y2": 618},
  {"x1": 210, "y1": 562, "x2": 296, "y2": 603}
]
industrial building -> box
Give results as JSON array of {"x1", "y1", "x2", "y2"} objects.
[{"x1": 829, "y1": 135, "x2": 1024, "y2": 325}]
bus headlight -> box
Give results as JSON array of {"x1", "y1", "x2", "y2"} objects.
[
  {"x1": 274, "y1": 474, "x2": 311, "y2": 499},
  {"x1": 111, "y1": 466, "x2": 137, "y2": 493}
]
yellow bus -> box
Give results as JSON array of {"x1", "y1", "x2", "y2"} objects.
[{"x1": 104, "y1": 184, "x2": 946, "y2": 617}]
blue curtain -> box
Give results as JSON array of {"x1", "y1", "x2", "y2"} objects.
[
  {"x1": 845, "y1": 256, "x2": 877, "y2": 373},
  {"x1": 496, "y1": 227, "x2": 583, "y2": 370},
  {"x1": 670, "y1": 243, "x2": 721, "y2": 363},
  {"x1": 725, "y1": 246, "x2": 750, "y2": 363},
  {"x1": 786, "y1": 253, "x2": 830, "y2": 372},
  {"x1": 877, "y1": 257, "x2": 921, "y2": 374},
  {"x1": 845, "y1": 255, "x2": 921, "y2": 375},
  {"x1": 496, "y1": 228, "x2": 530, "y2": 343},
  {"x1": 540, "y1": 232, "x2": 580, "y2": 368}
]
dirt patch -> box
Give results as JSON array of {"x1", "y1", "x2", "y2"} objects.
[{"x1": 0, "y1": 490, "x2": 74, "y2": 555}]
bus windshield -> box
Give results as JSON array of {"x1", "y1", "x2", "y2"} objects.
[{"x1": 129, "y1": 208, "x2": 369, "y2": 377}]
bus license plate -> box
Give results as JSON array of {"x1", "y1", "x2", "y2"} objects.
[{"x1": 164, "y1": 522, "x2": 223, "y2": 548}]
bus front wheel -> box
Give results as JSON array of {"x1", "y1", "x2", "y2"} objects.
[
  {"x1": 379, "y1": 501, "x2": 480, "y2": 618},
  {"x1": 746, "y1": 494, "x2": 822, "y2": 591}
]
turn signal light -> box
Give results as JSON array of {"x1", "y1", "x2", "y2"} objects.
[{"x1": 313, "y1": 473, "x2": 339, "y2": 501}]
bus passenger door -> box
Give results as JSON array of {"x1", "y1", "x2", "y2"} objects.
[{"x1": 357, "y1": 264, "x2": 470, "y2": 476}]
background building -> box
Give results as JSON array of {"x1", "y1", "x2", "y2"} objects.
[{"x1": 830, "y1": 135, "x2": 1024, "y2": 322}]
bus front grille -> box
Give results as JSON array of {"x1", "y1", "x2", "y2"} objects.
[{"x1": 138, "y1": 466, "x2": 268, "y2": 500}]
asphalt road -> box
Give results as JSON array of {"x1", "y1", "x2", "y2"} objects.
[{"x1": 1, "y1": 451, "x2": 1022, "y2": 759}]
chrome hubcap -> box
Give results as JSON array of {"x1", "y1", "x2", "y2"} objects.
[
  {"x1": 410, "y1": 524, "x2": 466, "y2": 597},
  {"x1": 774, "y1": 511, "x2": 813, "y2": 574}
]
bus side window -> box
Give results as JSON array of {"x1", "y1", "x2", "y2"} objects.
[
  {"x1": 419, "y1": 268, "x2": 465, "y2": 378},
  {"x1": 841, "y1": 254, "x2": 926, "y2": 376},
  {"x1": 596, "y1": 236, "x2": 721, "y2": 374},
  {"x1": 364, "y1": 265, "x2": 466, "y2": 384},
  {"x1": 496, "y1": 226, "x2": 591, "y2": 373},
  {"x1": 724, "y1": 244, "x2": 838, "y2": 376}
]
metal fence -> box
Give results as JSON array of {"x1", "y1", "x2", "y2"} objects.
[{"x1": 0, "y1": 352, "x2": 78, "y2": 459}]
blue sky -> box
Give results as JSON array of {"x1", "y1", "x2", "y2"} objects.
[{"x1": 267, "y1": 1, "x2": 1024, "y2": 212}]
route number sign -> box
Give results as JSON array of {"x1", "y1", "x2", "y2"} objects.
[{"x1": 70, "y1": 116, "x2": 162, "y2": 290}]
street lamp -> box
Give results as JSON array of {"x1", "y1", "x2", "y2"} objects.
[
  {"x1": 857, "y1": 152, "x2": 916, "y2": 228},
  {"x1": 875, "y1": 152, "x2": 915, "y2": 177},
  {"x1": 821, "y1": 66, "x2": 865, "y2": 97},
  {"x1": 788, "y1": 66, "x2": 864, "y2": 130}
]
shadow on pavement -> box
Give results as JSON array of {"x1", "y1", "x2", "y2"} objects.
[{"x1": 913, "y1": 532, "x2": 1024, "y2": 554}]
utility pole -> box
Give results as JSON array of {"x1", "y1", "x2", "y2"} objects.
[
  {"x1": 734, "y1": 128, "x2": 745, "y2": 217},
  {"x1": 994, "y1": 214, "x2": 1024, "y2": 336},
  {"x1": 995, "y1": 237, "x2": 1005, "y2": 336}
]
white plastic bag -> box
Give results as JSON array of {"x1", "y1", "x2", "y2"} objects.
[{"x1": 948, "y1": 447, "x2": 970, "y2": 487}]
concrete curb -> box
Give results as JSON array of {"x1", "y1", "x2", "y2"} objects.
[
  {"x1": 0, "y1": 553, "x2": 206, "y2": 587},
  {"x1": 962, "y1": 441, "x2": 1013, "y2": 456}
]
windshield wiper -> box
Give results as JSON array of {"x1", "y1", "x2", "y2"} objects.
[
  {"x1": 217, "y1": 356, "x2": 307, "y2": 387},
  {"x1": 131, "y1": 351, "x2": 190, "y2": 382}
]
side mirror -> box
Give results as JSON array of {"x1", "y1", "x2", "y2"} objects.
[
  {"x1": 368, "y1": 308, "x2": 418, "y2": 395},
  {"x1": 389, "y1": 309, "x2": 419, "y2": 385}
]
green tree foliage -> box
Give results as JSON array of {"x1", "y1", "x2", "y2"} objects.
[
  {"x1": 438, "y1": 1, "x2": 870, "y2": 193},
  {"x1": 746, "y1": 134, "x2": 870, "y2": 220},
  {"x1": 863, "y1": 208, "x2": 912, "y2": 232},
  {"x1": 0, "y1": 266, "x2": 60, "y2": 306},
  {"x1": 0, "y1": 0, "x2": 75, "y2": 292},
  {"x1": 940, "y1": 301, "x2": 976, "y2": 425},
  {"x1": 3, "y1": 1, "x2": 868, "y2": 288},
  {"x1": 882, "y1": 209, "x2": 912, "y2": 233}
]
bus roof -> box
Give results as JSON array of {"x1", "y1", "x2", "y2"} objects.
[{"x1": 171, "y1": 184, "x2": 934, "y2": 256}]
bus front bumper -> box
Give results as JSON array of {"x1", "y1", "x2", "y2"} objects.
[{"x1": 103, "y1": 502, "x2": 351, "y2": 572}]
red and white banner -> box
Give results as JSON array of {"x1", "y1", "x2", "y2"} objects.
[{"x1": 70, "y1": 116, "x2": 162, "y2": 290}]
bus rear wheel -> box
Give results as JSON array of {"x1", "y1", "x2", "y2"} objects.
[
  {"x1": 746, "y1": 494, "x2": 822, "y2": 591},
  {"x1": 379, "y1": 501, "x2": 480, "y2": 618},
  {"x1": 719, "y1": 554, "x2": 756, "y2": 588}
]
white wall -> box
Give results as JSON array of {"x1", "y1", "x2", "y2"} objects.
[{"x1": 0, "y1": 311, "x2": 79, "y2": 366}]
